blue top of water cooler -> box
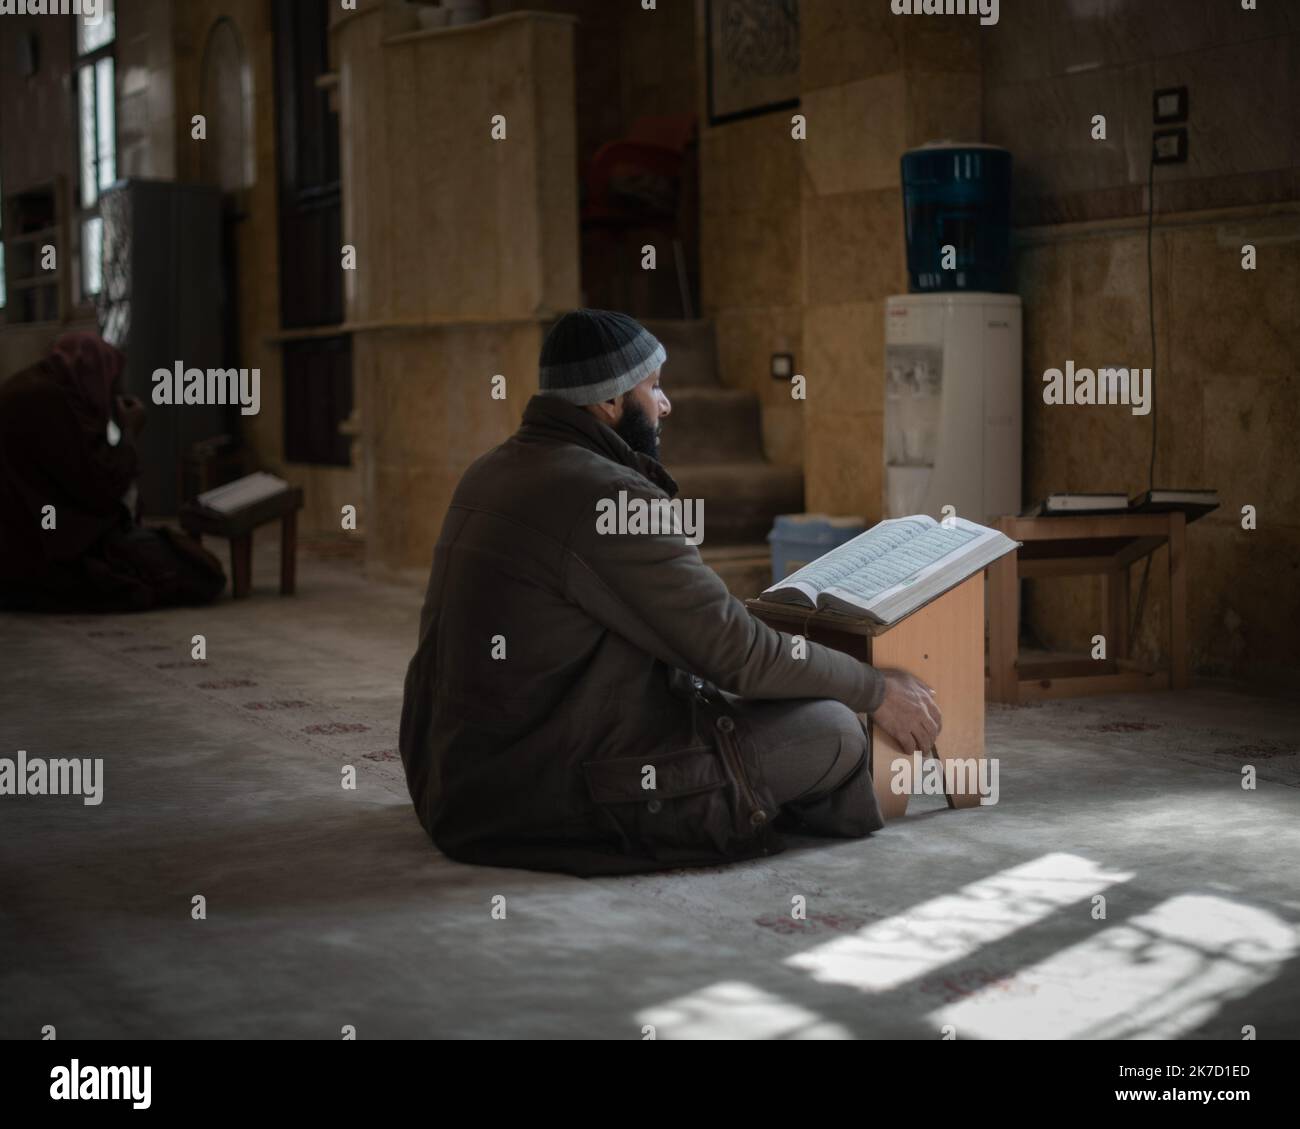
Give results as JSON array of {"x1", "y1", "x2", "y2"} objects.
[{"x1": 901, "y1": 142, "x2": 1013, "y2": 294}]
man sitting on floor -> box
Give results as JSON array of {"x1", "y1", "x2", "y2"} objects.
[{"x1": 399, "y1": 309, "x2": 940, "y2": 876}]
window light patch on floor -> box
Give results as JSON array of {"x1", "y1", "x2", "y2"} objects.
[
  {"x1": 636, "y1": 980, "x2": 852, "y2": 1040},
  {"x1": 928, "y1": 894, "x2": 1298, "y2": 1040},
  {"x1": 785, "y1": 853, "x2": 1134, "y2": 993}
]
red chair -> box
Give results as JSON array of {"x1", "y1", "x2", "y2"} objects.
[{"x1": 580, "y1": 113, "x2": 697, "y2": 317}]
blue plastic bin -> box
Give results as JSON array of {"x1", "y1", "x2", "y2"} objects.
[{"x1": 767, "y1": 514, "x2": 866, "y2": 586}]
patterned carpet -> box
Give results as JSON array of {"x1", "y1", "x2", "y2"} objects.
[
  {"x1": 49, "y1": 614, "x2": 410, "y2": 794},
  {"x1": 4, "y1": 531, "x2": 1298, "y2": 1038}
]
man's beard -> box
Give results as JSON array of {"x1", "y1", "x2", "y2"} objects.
[{"x1": 615, "y1": 399, "x2": 661, "y2": 460}]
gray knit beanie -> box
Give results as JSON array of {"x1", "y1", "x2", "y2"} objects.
[{"x1": 538, "y1": 309, "x2": 666, "y2": 405}]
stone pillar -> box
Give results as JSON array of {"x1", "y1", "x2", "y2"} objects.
[
  {"x1": 799, "y1": 0, "x2": 981, "y2": 520},
  {"x1": 333, "y1": 1, "x2": 580, "y2": 577}
]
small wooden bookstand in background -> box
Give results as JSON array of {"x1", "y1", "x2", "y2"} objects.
[
  {"x1": 179, "y1": 487, "x2": 304, "y2": 599},
  {"x1": 986, "y1": 512, "x2": 1188, "y2": 703},
  {"x1": 747, "y1": 572, "x2": 988, "y2": 820}
]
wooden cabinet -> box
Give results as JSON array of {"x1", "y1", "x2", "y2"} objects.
[{"x1": 2, "y1": 178, "x2": 70, "y2": 326}]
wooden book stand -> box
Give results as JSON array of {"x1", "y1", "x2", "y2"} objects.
[
  {"x1": 179, "y1": 486, "x2": 304, "y2": 599},
  {"x1": 746, "y1": 571, "x2": 989, "y2": 820}
]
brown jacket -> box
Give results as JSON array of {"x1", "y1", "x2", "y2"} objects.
[{"x1": 398, "y1": 394, "x2": 886, "y2": 876}]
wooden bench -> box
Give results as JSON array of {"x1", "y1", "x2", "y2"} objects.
[
  {"x1": 986, "y1": 512, "x2": 1188, "y2": 704},
  {"x1": 179, "y1": 486, "x2": 304, "y2": 599}
]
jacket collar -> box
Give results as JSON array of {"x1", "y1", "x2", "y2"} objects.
[{"x1": 519, "y1": 394, "x2": 679, "y2": 498}]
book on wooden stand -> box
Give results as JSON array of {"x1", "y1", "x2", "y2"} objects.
[
  {"x1": 746, "y1": 515, "x2": 1019, "y2": 820},
  {"x1": 1023, "y1": 488, "x2": 1219, "y2": 523},
  {"x1": 196, "y1": 471, "x2": 293, "y2": 518},
  {"x1": 181, "y1": 472, "x2": 304, "y2": 599}
]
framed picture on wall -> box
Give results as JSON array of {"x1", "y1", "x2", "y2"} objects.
[{"x1": 706, "y1": 0, "x2": 801, "y2": 126}]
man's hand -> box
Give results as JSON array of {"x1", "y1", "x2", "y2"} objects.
[
  {"x1": 115, "y1": 394, "x2": 146, "y2": 438},
  {"x1": 870, "y1": 668, "x2": 942, "y2": 753}
]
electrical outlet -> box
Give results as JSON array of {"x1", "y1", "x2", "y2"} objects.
[
  {"x1": 1153, "y1": 127, "x2": 1187, "y2": 164},
  {"x1": 1153, "y1": 86, "x2": 1188, "y2": 123}
]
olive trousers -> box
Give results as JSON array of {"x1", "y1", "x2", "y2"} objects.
[{"x1": 722, "y1": 694, "x2": 885, "y2": 839}]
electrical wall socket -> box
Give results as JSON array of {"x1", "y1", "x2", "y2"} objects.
[
  {"x1": 1153, "y1": 128, "x2": 1187, "y2": 164},
  {"x1": 1153, "y1": 86, "x2": 1188, "y2": 123}
]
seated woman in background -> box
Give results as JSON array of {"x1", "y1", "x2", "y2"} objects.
[{"x1": 0, "y1": 331, "x2": 225, "y2": 612}]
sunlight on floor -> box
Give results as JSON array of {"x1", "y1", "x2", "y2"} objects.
[
  {"x1": 928, "y1": 894, "x2": 1299, "y2": 1039},
  {"x1": 785, "y1": 853, "x2": 1133, "y2": 992},
  {"x1": 636, "y1": 980, "x2": 852, "y2": 1040}
]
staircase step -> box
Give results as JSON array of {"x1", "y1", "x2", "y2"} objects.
[
  {"x1": 642, "y1": 318, "x2": 720, "y2": 388},
  {"x1": 658, "y1": 386, "x2": 763, "y2": 464},
  {"x1": 669, "y1": 461, "x2": 803, "y2": 547},
  {"x1": 700, "y1": 543, "x2": 773, "y2": 600},
  {"x1": 640, "y1": 318, "x2": 800, "y2": 553}
]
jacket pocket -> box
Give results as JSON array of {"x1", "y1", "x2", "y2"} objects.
[{"x1": 581, "y1": 745, "x2": 737, "y2": 861}]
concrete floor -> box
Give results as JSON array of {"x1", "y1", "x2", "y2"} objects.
[{"x1": 2, "y1": 527, "x2": 1298, "y2": 1040}]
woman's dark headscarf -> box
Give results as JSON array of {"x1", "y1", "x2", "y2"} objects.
[{"x1": 46, "y1": 331, "x2": 127, "y2": 434}]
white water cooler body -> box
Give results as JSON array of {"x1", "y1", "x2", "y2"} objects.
[{"x1": 884, "y1": 292, "x2": 1022, "y2": 526}]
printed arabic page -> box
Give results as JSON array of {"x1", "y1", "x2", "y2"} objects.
[
  {"x1": 818, "y1": 522, "x2": 980, "y2": 611},
  {"x1": 763, "y1": 516, "x2": 936, "y2": 600}
]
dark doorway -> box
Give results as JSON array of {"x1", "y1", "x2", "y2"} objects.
[{"x1": 271, "y1": 0, "x2": 351, "y2": 467}]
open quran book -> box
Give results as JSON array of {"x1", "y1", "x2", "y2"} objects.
[
  {"x1": 761, "y1": 515, "x2": 1018, "y2": 626},
  {"x1": 196, "y1": 472, "x2": 291, "y2": 515}
]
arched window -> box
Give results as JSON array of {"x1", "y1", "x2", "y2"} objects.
[
  {"x1": 199, "y1": 18, "x2": 255, "y2": 194},
  {"x1": 76, "y1": 0, "x2": 117, "y2": 298}
]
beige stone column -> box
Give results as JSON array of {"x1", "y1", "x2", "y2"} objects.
[
  {"x1": 799, "y1": 1, "x2": 981, "y2": 520},
  {"x1": 333, "y1": 1, "x2": 580, "y2": 577}
]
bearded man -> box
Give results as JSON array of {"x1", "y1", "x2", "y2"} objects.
[{"x1": 399, "y1": 309, "x2": 940, "y2": 876}]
